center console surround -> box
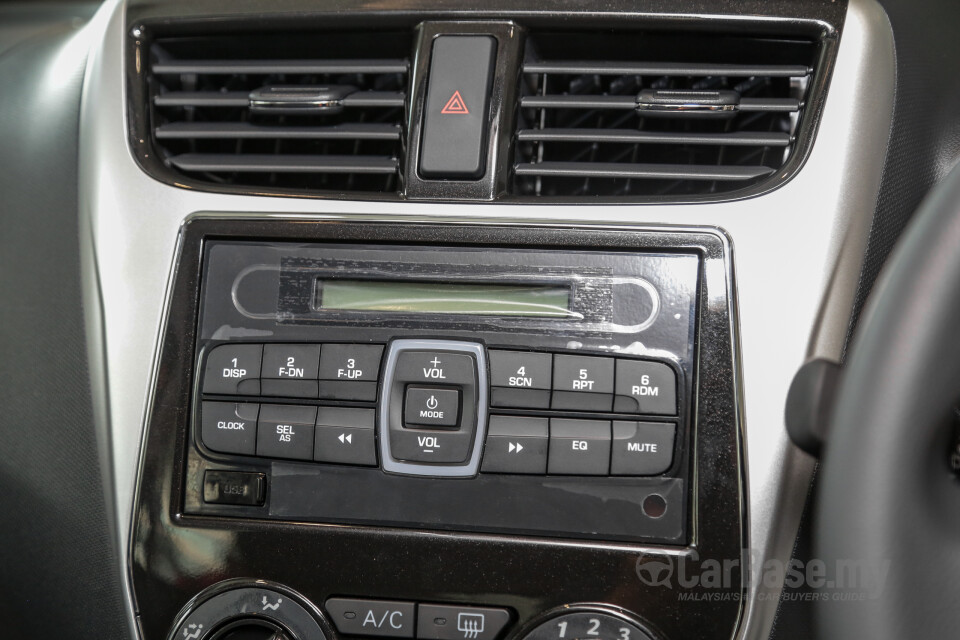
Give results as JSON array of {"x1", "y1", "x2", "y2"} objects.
[{"x1": 132, "y1": 218, "x2": 743, "y2": 640}]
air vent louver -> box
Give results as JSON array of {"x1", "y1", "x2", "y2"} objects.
[
  {"x1": 147, "y1": 32, "x2": 410, "y2": 195},
  {"x1": 513, "y1": 32, "x2": 817, "y2": 198}
]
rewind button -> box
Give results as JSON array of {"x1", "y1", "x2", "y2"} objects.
[
  {"x1": 480, "y1": 416, "x2": 548, "y2": 475},
  {"x1": 314, "y1": 407, "x2": 377, "y2": 467}
]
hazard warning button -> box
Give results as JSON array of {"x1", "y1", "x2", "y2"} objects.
[{"x1": 419, "y1": 35, "x2": 496, "y2": 179}]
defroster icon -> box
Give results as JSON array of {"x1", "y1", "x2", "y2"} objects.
[{"x1": 457, "y1": 613, "x2": 485, "y2": 639}]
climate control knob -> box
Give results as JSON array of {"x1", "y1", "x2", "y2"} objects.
[
  {"x1": 209, "y1": 618, "x2": 292, "y2": 640},
  {"x1": 522, "y1": 609, "x2": 657, "y2": 640},
  {"x1": 169, "y1": 582, "x2": 327, "y2": 640}
]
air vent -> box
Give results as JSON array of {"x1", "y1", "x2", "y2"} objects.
[
  {"x1": 513, "y1": 32, "x2": 818, "y2": 199},
  {"x1": 146, "y1": 32, "x2": 410, "y2": 195}
]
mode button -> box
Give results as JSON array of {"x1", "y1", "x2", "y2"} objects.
[{"x1": 404, "y1": 386, "x2": 461, "y2": 428}]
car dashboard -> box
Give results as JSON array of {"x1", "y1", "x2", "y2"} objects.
[{"x1": 5, "y1": 0, "x2": 953, "y2": 638}]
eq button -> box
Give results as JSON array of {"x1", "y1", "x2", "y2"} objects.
[{"x1": 547, "y1": 418, "x2": 612, "y2": 475}]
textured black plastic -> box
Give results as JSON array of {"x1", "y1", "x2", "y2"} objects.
[
  {"x1": 0, "y1": 4, "x2": 129, "y2": 639},
  {"x1": 817, "y1": 164, "x2": 960, "y2": 638},
  {"x1": 844, "y1": 0, "x2": 960, "y2": 358}
]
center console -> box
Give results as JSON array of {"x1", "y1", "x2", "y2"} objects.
[{"x1": 132, "y1": 218, "x2": 743, "y2": 640}]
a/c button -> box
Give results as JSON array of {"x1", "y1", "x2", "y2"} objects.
[{"x1": 326, "y1": 598, "x2": 415, "y2": 638}]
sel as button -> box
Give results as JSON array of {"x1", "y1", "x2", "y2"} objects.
[{"x1": 257, "y1": 404, "x2": 317, "y2": 461}]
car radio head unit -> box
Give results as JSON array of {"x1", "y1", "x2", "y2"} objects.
[
  {"x1": 133, "y1": 220, "x2": 745, "y2": 640},
  {"x1": 189, "y1": 240, "x2": 699, "y2": 543}
]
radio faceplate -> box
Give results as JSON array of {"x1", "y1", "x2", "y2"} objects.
[{"x1": 188, "y1": 241, "x2": 698, "y2": 543}]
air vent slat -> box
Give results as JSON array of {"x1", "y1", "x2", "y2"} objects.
[
  {"x1": 168, "y1": 154, "x2": 399, "y2": 174},
  {"x1": 154, "y1": 92, "x2": 250, "y2": 107},
  {"x1": 147, "y1": 32, "x2": 410, "y2": 194},
  {"x1": 520, "y1": 95, "x2": 637, "y2": 110},
  {"x1": 155, "y1": 122, "x2": 401, "y2": 141},
  {"x1": 523, "y1": 61, "x2": 810, "y2": 77},
  {"x1": 515, "y1": 162, "x2": 775, "y2": 181},
  {"x1": 517, "y1": 128, "x2": 792, "y2": 147},
  {"x1": 512, "y1": 31, "x2": 816, "y2": 198},
  {"x1": 152, "y1": 59, "x2": 409, "y2": 75},
  {"x1": 154, "y1": 90, "x2": 406, "y2": 109},
  {"x1": 739, "y1": 97, "x2": 802, "y2": 112},
  {"x1": 340, "y1": 91, "x2": 406, "y2": 108},
  {"x1": 519, "y1": 95, "x2": 800, "y2": 113}
]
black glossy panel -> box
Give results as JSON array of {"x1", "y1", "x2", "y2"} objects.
[{"x1": 132, "y1": 220, "x2": 744, "y2": 640}]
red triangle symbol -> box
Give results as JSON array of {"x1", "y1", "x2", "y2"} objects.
[{"x1": 441, "y1": 90, "x2": 469, "y2": 114}]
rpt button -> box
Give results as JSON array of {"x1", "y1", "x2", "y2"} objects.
[{"x1": 551, "y1": 354, "x2": 614, "y2": 411}]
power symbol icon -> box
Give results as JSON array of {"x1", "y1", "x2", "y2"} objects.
[{"x1": 426, "y1": 395, "x2": 439, "y2": 410}]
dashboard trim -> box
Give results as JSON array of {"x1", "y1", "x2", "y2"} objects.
[{"x1": 73, "y1": 0, "x2": 895, "y2": 638}]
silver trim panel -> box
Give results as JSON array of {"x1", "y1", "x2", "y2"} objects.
[{"x1": 75, "y1": 1, "x2": 895, "y2": 639}]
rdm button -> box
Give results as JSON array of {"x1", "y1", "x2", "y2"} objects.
[{"x1": 420, "y1": 36, "x2": 496, "y2": 179}]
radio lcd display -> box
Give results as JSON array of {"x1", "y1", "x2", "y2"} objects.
[{"x1": 315, "y1": 279, "x2": 574, "y2": 318}]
